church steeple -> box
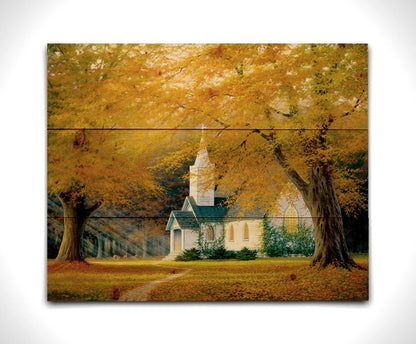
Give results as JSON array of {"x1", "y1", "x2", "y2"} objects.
[
  {"x1": 190, "y1": 125, "x2": 215, "y2": 206},
  {"x1": 199, "y1": 124, "x2": 206, "y2": 147},
  {"x1": 193, "y1": 124, "x2": 210, "y2": 167}
]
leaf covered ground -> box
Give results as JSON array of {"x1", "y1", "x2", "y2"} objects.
[
  {"x1": 47, "y1": 259, "x2": 173, "y2": 301},
  {"x1": 47, "y1": 255, "x2": 368, "y2": 302},
  {"x1": 150, "y1": 255, "x2": 368, "y2": 301}
]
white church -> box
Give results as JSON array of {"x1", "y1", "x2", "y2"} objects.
[{"x1": 164, "y1": 129, "x2": 313, "y2": 260}]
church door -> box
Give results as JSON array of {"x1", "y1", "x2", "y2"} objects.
[{"x1": 174, "y1": 229, "x2": 182, "y2": 252}]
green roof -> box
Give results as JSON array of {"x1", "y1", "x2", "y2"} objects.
[
  {"x1": 166, "y1": 195, "x2": 265, "y2": 231},
  {"x1": 186, "y1": 196, "x2": 228, "y2": 222},
  {"x1": 225, "y1": 201, "x2": 266, "y2": 220},
  {"x1": 172, "y1": 211, "x2": 200, "y2": 230}
]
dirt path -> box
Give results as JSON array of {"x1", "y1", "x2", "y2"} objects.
[{"x1": 119, "y1": 263, "x2": 191, "y2": 302}]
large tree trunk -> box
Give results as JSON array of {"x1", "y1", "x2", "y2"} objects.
[
  {"x1": 56, "y1": 192, "x2": 100, "y2": 262},
  {"x1": 270, "y1": 142, "x2": 361, "y2": 269},
  {"x1": 259, "y1": 130, "x2": 364, "y2": 269},
  {"x1": 303, "y1": 166, "x2": 359, "y2": 269}
]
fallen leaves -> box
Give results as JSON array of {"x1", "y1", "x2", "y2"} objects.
[
  {"x1": 148, "y1": 255, "x2": 368, "y2": 301},
  {"x1": 47, "y1": 255, "x2": 368, "y2": 302},
  {"x1": 47, "y1": 259, "x2": 173, "y2": 301}
]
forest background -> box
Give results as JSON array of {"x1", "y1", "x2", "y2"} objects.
[{"x1": 47, "y1": 44, "x2": 368, "y2": 268}]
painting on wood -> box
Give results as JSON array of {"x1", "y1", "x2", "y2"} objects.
[{"x1": 47, "y1": 44, "x2": 368, "y2": 301}]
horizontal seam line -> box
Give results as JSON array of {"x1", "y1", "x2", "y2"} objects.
[
  {"x1": 48, "y1": 216, "x2": 345, "y2": 219},
  {"x1": 47, "y1": 127, "x2": 368, "y2": 131}
]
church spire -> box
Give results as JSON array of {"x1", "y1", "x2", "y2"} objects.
[
  {"x1": 189, "y1": 124, "x2": 215, "y2": 206},
  {"x1": 200, "y1": 124, "x2": 206, "y2": 146},
  {"x1": 194, "y1": 124, "x2": 210, "y2": 167}
]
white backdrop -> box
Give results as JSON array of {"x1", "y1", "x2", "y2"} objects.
[{"x1": 0, "y1": 0, "x2": 415, "y2": 343}]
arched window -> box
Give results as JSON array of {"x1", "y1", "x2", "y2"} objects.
[
  {"x1": 285, "y1": 205, "x2": 298, "y2": 233},
  {"x1": 243, "y1": 223, "x2": 249, "y2": 240},
  {"x1": 207, "y1": 227, "x2": 214, "y2": 242},
  {"x1": 229, "y1": 225, "x2": 234, "y2": 241}
]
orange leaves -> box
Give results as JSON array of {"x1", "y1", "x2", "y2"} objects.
[
  {"x1": 48, "y1": 127, "x2": 160, "y2": 207},
  {"x1": 48, "y1": 43, "x2": 368, "y2": 220}
]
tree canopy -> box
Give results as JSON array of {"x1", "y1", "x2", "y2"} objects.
[
  {"x1": 151, "y1": 44, "x2": 368, "y2": 216},
  {"x1": 48, "y1": 44, "x2": 172, "y2": 260},
  {"x1": 48, "y1": 44, "x2": 166, "y2": 207},
  {"x1": 47, "y1": 44, "x2": 368, "y2": 266}
]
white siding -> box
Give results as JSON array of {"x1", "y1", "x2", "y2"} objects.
[
  {"x1": 200, "y1": 223, "x2": 224, "y2": 243},
  {"x1": 183, "y1": 229, "x2": 199, "y2": 250},
  {"x1": 224, "y1": 220, "x2": 263, "y2": 251}
]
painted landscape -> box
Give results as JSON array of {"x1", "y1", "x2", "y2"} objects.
[{"x1": 47, "y1": 44, "x2": 368, "y2": 301}]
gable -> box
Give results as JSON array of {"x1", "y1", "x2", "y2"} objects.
[
  {"x1": 165, "y1": 210, "x2": 201, "y2": 231},
  {"x1": 173, "y1": 211, "x2": 200, "y2": 230},
  {"x1": 165, "y1": 213, "x2": 175, "y2": 231},
  {"x1": 180, "y1": 196, "x2": 228, "y2": 223}
]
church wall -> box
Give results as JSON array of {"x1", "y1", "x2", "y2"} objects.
[
  {"x1": 183, "y1": 229, "x2": 199, "y2": 250},
  {"x1": 200, "y1": 222, "x2": 224, "y2": 244},
  {"x1": 224, "y1": 220, "x2": 263, "y2": 251},
  {"x1": 189, "y1": 170, "x2": 198, "y2": 203},
  {"x1": 190, "y1": 165, "x2": 215, "y2": 206},
  {"x1": 270, "y1": 192, "x2": 314, "y2": 229},
  {"x1": 170, "y1": 229, "x2": 174, "y2": 253},
  {"x1": 169, "y1": 218, "x2": 179, "y2": 253},
  {"x1": 213, "y1": 223, "x2": 224, "y2": 242}
]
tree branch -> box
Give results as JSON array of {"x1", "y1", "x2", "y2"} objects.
[
  {"x1": 273, "y1": 145, "x2": 308, "y2": 191},
  {"x1": 342, "y1": 90, "x2": 366, "y2": 117},
  {"x1": 229, "y1": 130, "x2": 257, "y2": 152},
  {"x1": 85, "y1": 201, "x2": 102, "y2": 218},
  {"x1": 254, "y1": 129, "x2": 309, "y2": 191},
  {"x1": 265, "y1": 105, "x2": 292, "y2": 118},
  {"x1": 252, "y1": 128, "x2": 275, "y2": 142}
]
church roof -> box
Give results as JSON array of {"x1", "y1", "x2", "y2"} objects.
[
  {"x1": 166, "y1": 196, "x2": 231, "y2": 231},
  {"x1": 195, "y1": 204, "x2": 228, "y2": 222},
  {"x1": 172, "y1": 211, "x2": 200, "y2": 230},
  {"x1": 225, "y1": 201, "x2": 267, "y2": 221},
  {"x1": 166, "y1": 194, "x2": 268, "y2": 231},
  {"x1": 166, "y1": 193, "x2": 269, "y2": 231},
  {"x1": 184, "y1": 196, "x2": 228, "y2": 222}
]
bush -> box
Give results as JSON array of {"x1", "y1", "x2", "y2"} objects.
[
  {"x1": 175, "y1": 248, "x2": 201, "y2": 261},
  {"x1": 262, "y1": 218, "x2": 315, "y2": 257},
  {"x1": 197, "y1": 229, "x2": 225, "y2": 257},
  {"x1": 293, "y1": 223, "x2": 315, "y2": 256},
  {"x1": 236, "y1": 247, "x2": 257, "y2": 260},
  {"x1": 207, "y1": 247, "x2": 236, "y2": 260}
]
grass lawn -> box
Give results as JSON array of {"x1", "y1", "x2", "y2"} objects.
[{"x1": 47, "y1": 254, "x2": 368, "y2": 302}]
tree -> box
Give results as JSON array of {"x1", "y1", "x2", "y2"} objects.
[
  {"x1": 48, "y1": 44, "x2": 368, "y2": 268},
  {"x1": 48, "y1": 44, "x2": 166, "y2": 261},
  {"x1": 148, "y1": 44, "x2": 368, "y2": 268}
]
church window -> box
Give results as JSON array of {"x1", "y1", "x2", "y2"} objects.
[
  {"x1": 243, "y1": 223, "x2": 249, "y2": 240},
  {"x1": 229, "y1": 225, "x2": 234, "y2": 241},
  {"x1": 285, "y1": 205, "x2": 298, "y2": 233},
  {"x1": 207, "y1": 227, "x2": 214, "y2": 242}
]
